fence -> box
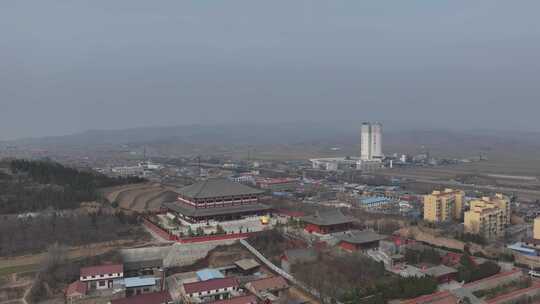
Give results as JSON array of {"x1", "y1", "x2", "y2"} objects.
[{"x1": 143, "y1": 217, "x2": 254, "y2": 244}]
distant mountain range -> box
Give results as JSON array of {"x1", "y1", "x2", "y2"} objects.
[
  {"x1": 3, "y1": 123, "x2": 540, "y2": 159},
  {"x1": 5, "y1": 123, "x2": 355, "y2": 147}
]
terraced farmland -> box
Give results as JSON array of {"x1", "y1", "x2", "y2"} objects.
[{"x1": 102, "y1": 183, "x2": 177, "y2": 212}]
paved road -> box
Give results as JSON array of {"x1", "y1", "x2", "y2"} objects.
[{"x1": 381, "y1": 171, "x2": 540, "y2": 200}]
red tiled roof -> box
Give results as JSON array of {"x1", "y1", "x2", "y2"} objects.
[
  {"x1": 401, "y1": 291, "x2": 458, "y2": 304},
  {"x1": 184, "y1": 278, "x2": 239, "y2": 294},
  {"x1": 111, "y1": 291, "x2": 172, "y2": 304},
  {"x1": 246, "y1": 276, "x2": 288, "y2": 292},
  {"x1": 80, "y1": 264, "x2": 123, "y2": 277},
  {"x1": 210, "y1": 295, "x2": 258, "y2": 304},
  {"x1": 65, "y1": 280, "x2": 86, "y2": 297}
]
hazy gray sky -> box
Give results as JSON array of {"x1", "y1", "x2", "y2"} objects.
[{"x1": 1, "y1": 1, "x2": 539, "y2": 139}]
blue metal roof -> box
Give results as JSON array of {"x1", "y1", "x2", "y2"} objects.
[
  {"x1": 508, "y1": 243, "x2": 537, "y2": 256},
  {"x1": 359, "y1": 197, "x2": 390, "y2": 205},
  {"x1": 124, "y1": 277, "x2": 157, "y2": 288},
  {"x1": 196, "y1": 268, "x2": 224, "y2": 281}
]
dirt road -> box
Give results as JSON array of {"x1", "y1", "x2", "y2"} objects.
[{"x1": 0, "y1": 239, "x2": 143, "y2": 272}]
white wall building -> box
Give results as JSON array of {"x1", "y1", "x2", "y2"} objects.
[
  {"x1": 111, "y1": 166, "x2": 145, "y2": 177},
  {"x1": 360, "y1": 122, "x2": 383, "y2": 161},
  {"x1": 310, "y1": 157, "x2": 359, "y2": 171},
  {"x1": 80, "y1": 264, "x2": 124, "y2": 290}
]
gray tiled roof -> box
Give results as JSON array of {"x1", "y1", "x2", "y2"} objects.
[
  {"x1": 177, "y1": 178, "x2": 264, "y2": 199},
  {"x1": 163, "y1": 201, "x2": 270, "y2": 217},
  {"x1": 301, "y1": 209, "x2": 356, "y2": 226},
  {"x1": 424, "y1": 265, "x2": 457, "y2": 277},
  {"x1": 234, "y1": 258, "x2": 260, "y2": 271},
  {"x1": 336, "y1": 230, "x2": 386, "y2": 244}
]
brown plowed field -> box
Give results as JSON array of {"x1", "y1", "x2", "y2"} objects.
[{"x1": 102, "y1": 184, "x2": 177, "y2": 212}]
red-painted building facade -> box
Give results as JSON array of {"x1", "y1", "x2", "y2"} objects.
[
  {"x1": 302, "y1": 209, "x2": 355, "y2": 234},
  {"x1": 336, "y1": 230, "x2": 386, "y2": 252},
  {"x1": 163, "y1": 178, "x2": 270, "y2": 223}
]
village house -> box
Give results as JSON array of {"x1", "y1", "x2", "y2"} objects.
[
  {"x1": 65, "y1": 280, "x2": 87, "y2": 303},
  {"x1": 124, "y1": 276, "x2": 161, "y2": 297},
  {"x1": 245, "y1": 276, "x2": 289, "y2": 302},
  {"x1": 183, "y1": 277, "x2": 240, "y2": 303},
  {"x1": 80, "y1": 264, "x2": 124, "y2": 291},
  {"x1": 209, "y1": 295, "x2": 258, "y2": 304},
  {"x1": 233, "y1": 259, "x2": 261, "y2": 275},
  {"x1": 110, "y1": 291, "x2": 173, "y2": 304}
]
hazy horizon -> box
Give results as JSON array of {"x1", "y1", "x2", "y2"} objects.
[{"x1": 2, "y1": 1, "x2": 540, "y2": 140}]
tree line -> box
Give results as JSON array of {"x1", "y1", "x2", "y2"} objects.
[
  {"x1": 292, "y1": 253, "x2": 388, "y2": 304},
  {"x1": 0, "y1": 159, "x2": 144, "y2": 214},
  {"x1": 457, "y1": 254, "x2": 500, "y2": 283},
  {"x1": 0, "y1": 211, "x2": 148, "y2": 256}
]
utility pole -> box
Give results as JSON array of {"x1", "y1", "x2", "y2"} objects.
[{"x1": 197, "y1": 155, "x2": 201, "y2": 177}]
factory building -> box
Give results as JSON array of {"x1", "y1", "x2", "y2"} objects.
[
  {"x1": 357, "y1": 196, "x2": 393, "y2": 211},
  {"x1": 423, "y1": 189, "x2": 465, "y2": 223},
  {"x1": 310, "y1": 157, "x2": 359, "y2": 171}
]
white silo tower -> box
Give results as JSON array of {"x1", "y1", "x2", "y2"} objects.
[
  {"x1": 360, "y1": 122, "x2": 383, "y2": 161},
  {"x1": 360, "y1": 123, "x2": 372, "y2": 160},
  {"x1": 371, "y1": 122, "x2": 383, "y2": 159}
]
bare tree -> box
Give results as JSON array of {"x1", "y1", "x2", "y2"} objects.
[{"x1": 42, "y1": 242, "x2": 68, "y2": 272}]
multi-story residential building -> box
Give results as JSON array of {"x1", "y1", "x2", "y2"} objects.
[
  {"x1": 423, "y1": 189, "x2": 465, "y2": 222},
  {"x1": 464, "y1": 194, "x2": 510, "y2": 240},
  {"x1": 487, "y1": 193, "x2": 511, "y2": 225},
  {"x1": 534, "y1": 217, "x2": 540, "y2": 240}
]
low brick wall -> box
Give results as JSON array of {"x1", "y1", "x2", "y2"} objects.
[
  {"x1": 486, "y1": 282, "x2": 540, "y2": 304},
  {"x1": 143, "y1": 217, "x2": 254, "y2": 243},
  {"x1": 143, "y1": 218, "x2": 174, "y2": 240},
  {"x1": 463, "y1": 269, "x2": 522, "y2": 293},
  {"x1": 178, "y1": 233, "x2": 252, "y2": 243}
]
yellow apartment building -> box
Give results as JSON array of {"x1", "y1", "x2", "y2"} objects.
[
  {"x1": 534, "y1": 217, "x2": 540, "y2": 240},
  {"x1": 423, "y1": 189, "x2": 465, "y2": 222},
  {"x1": 463, "y1": 194, "x2": 510, "y2": 240}
]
